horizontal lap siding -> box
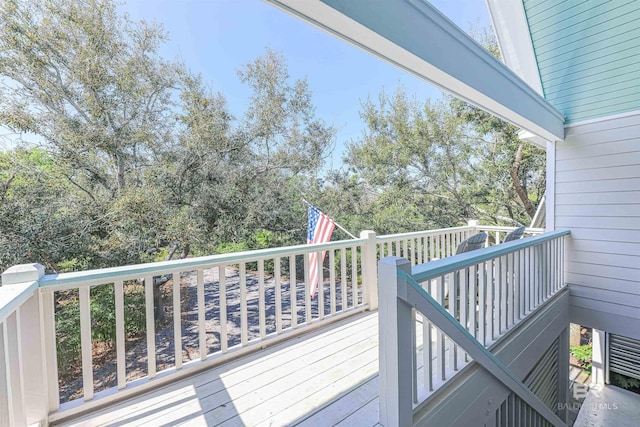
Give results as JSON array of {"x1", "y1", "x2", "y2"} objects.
[
  {"x1": 556, "y1": 112, "x2": 640, "y2": 339},
  {"x1": 523, "y1": 0, "x2": 640, "y2": 123}
]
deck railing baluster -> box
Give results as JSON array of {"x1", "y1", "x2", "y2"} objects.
[
  {"x1": 239, "y1": 264, "x2": 248, "y2": 346},
  {"x1": 506, "y1": 253, "x2": 517, "y2": 329},
  {"x1": 290, "y1": 255, "x2": 297, "y2": 329},
  {"x1": 448, "y1": 272, "x2": 458, "y2": 371},
  {"x1": 437, "y1": 275, "x2": 446, "y2": 381},
  {"x1": 304, "y1": 254, "x2": 311, "y2": 324},
  {"x1": 403, "y1": 240, "x2": 409, "y2": 263},
  {"x1": 220, "y1": 266, "x2": 228, "y2": 351},
  {"x1": 478, "y1": 261, "x2": 486, "y2": 346},
  {"x1": 274, "y1": 258, "x2": 282, "y2": 334},
  {"x1": 144, "y1": 275, "x2": 157, "y2": 376},
  {"x1": 500, "y1": 255, "x2": 508, "y2": 334},
  {"x1": 197, "y1": 268, "x2": 206, "y2": 359},
  {"x1": 317, "y1": 252, "x2": 324, "y2": 320},
  {"x1": 115, "y1": 280, "x2": 126, "y2": 389},
  {"x1": 423, "y1": 313, "x2": 433, "y2": 391},
  {"x1": 351, "y1": 245, "x2": 358, "y2": 306},
  {"x1": 487, "y1": 258, "x2": 494, "y2": 342},
  {"x1": 329, "y1": 250, "x2": 336, "y2": 316},
  {"x1": 340, "y1": 248, "x2": 348, "y2": 310},
  {"x1": 258, "y1": 259, "x2": 266, "y2": 337},
  {"x1": 172, "y1": 270, "x2": 182, "y2": 370},
  {"x1": 79, "y1": 286, "x2": 93, "y2": 400}
]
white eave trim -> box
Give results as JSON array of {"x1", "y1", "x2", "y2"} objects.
[
  {"x1": 486, "y1": 0, "x2": 544, "y2": 96},
  {"x1": 265, "y1": 0, "x2": 564, "y2": 142},
  {"x1": 518, "y1": 129, "x2": 548, "y2": 149},
  {"x1": 563, "y1": 109, "x2": 640, "y2": 129}
]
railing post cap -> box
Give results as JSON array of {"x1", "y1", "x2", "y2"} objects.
[
  {"x1": 360, "y1": 230, "x2": 376, "y2": 238},
  {"x1": 468, "y1": 220, "x2": 479, "y2": 226},
  {"x1": 2, "y1": 263, "x2": 45, "y2": 286},
  {"x1": 379, "y1": 256, "x2": 411, "y2": 270}
]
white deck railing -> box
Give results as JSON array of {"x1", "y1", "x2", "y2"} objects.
[
  {"x1": 0, "y1": 222, "x2": 534, "y2": 425},
  {"x1": 476, "y1": 224, "x2": 544, "y2": 247},
  {"x1": 376, "y1": 223, "x2": 544, "y2": 265},
  {"x1": 5, "y1": 235, "x2": 377, "y2": 423},
  {"x1": 377, "y1": 225, "x2": 475, "y2": 265},
  {"x1": 378, "y1": 229, "x2": 570, "y2": 426}
]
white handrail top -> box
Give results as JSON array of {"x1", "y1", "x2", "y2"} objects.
[
  {"x1": 0, "y1": 280, "x2": 38, "y2": 323},
  {"x1": 376, "y1": 225, "x2": 474, "y2": 242},
  {"x1": 410, "y1": 229, "x2": 570, "y2": 282},
  {"x1": 39, "y1": 237, "x2": 366, "y2": 288},
  {"x1": 478, "y1": 225, "x2": 544, "y2": 233}
]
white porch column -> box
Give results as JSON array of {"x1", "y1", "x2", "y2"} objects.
[
  {"x1": 591, "y1": 328, "x2": 607, "y2": 387},
  {"x1": 545, "y1": 140, "x2": 556, "y2": 231}
]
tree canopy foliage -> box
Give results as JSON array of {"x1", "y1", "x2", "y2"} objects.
[
  {"x1": 306, "y1": 90, "x2": 545, "y2": 237},
  {"x1": 0, "y1": 0, "x2": 334, "y2": 273},
  {"x1": 0, "y1": 0, "x2": 544, "y2": 276}
]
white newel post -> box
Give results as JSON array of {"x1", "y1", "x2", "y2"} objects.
[
  {"x1": 467, "y1": 219, "x2": 479, "y2": 229},
  {"x1": 360, "y1": 230, "x2": 378, "y2": 310},
  {"x1": 1, "y1": 263, "x2": 49, "y2": 427},
  {"x1": 378, "y1": 257, "x2": 413, "y2": 427}
]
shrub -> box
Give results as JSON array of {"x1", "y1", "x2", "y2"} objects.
[
  {"x1": 570, "y1": 344, "x2": 592, "y2": 371},
  {"x1": 610, "y1": 372, "x2": 640, "y2": 391},
  {"x1": 56, "y1": 281, "x2": 147, "y2": 375}
]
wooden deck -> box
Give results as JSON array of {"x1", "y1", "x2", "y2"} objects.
[{"x1": 58, "y1": 312, "x2": 382, "y2": 427}]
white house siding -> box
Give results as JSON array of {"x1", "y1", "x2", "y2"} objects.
[{"x1": 556, "y1": 112, "x2": 640, "y2": 340}]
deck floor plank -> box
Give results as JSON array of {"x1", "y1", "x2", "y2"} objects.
[
  {"x1": 58, "y1": 311, "x2": 469, "y2": 427},
  {"x1": 334, "y1": 397, "x2": 380, "y2": 427},
  {"x1": 294, "y1": 376, "x2": 379, "y2": 427},
  {"x1": 58, "y1": 312, "x2": 380, "y2": 427}
]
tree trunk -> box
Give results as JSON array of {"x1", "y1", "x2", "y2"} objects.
[
  {"x1": 510, "y1": 144, "x2": 536, "y2": 218},
  {"x1": 181, "y1": 243, "x2": 191, "y2": 259},
  {"x1": 153, "y1": 274, "x2": 173, "y2": 325},
  {"x1": 153, "y1": 282, "x2": 164, "y2": 325},
  {"x1": 116, "y1": 153, "x2": 126, "y2": 193}
]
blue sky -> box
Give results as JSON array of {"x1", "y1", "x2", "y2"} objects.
[{"x1": 123, "y1": 1, "x2": 491, "y2": 169}]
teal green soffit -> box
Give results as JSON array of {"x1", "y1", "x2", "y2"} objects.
[{"x1": 524, "y1": 0, "x2": 640, "y2": 124}]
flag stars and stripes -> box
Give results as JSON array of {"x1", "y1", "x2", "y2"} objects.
[{"x1": 307, "y1": 204, "x2": 335, "y2": 298}]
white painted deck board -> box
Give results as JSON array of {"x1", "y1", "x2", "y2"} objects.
[
  {"x1": 58, "y1": 312, "x2": 381, "y2": 427},
  {"x1": 56, "y1": 307, "x2": 469, "y2": 427}
]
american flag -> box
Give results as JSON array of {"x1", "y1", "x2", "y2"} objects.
[{"x1": 307, "y1": 204, "x2": 335, "y2": 298}]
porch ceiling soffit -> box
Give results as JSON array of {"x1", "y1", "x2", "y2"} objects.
[{"x1": 264, "y1": 0, "x2": 565, "y2": 142}]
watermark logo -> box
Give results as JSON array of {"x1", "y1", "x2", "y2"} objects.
[
  {"x1": 572, "y1": 383, "x2": 603, "y2": 400},
  {"x1": 573, "y1": 383, "x2": 590, "y2": 400},
  {"x1": 561, "y1": 384, "x2": 618, "y2": 412}
]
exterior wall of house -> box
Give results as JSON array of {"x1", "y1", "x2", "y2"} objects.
[
  {"x1": 523, "y1": 0, "x2": 640, "y2": 124},
  {"x1": 556, "y1": 111, "x2": 640, "y2": 340}
]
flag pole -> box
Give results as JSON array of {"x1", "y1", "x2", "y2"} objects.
[{"x1": 302, "y1": 199, "x2": 357, "y2": 239}]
